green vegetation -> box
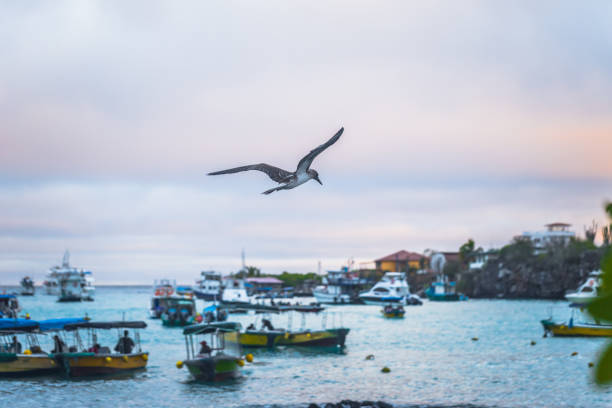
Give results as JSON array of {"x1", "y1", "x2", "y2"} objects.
[
  {"x1": 276, "y1": 271, "x2": 321, "y2": 288},
  {"x1": 588, "y1": 202, "x2": 612, "y2": 385}
]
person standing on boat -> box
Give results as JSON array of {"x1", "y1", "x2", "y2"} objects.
[
  {"x1": 114, "y1": 330, "x2": 135, "y2": 354},
  {"x1": 52, "y1": 335, "x2": 67, "y2": 353},
  {"x1": 198, "y1": 340, "x2": 212, "y2": 357},
  {"x1": 9, "y1": 336, "x2": 21, "y2": 353}
]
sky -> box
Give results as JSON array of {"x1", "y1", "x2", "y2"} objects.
[{"x1": 1, "y1": 1, "x2": 612, "y2": 284}]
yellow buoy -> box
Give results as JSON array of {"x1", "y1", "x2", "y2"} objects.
[
  {"x1": 122, "y1": 355, "x2": 129, "y2": 362},
  {"x1": 306, "y1": 332, "x2": 311, "y2": 338},
  {"x1": 23, "y1": 349, "x2": 32, "y2": 355},
  {"x1": 176, "y1": 360, "x2": 184, "y2": 369},
  {"x1": 142, "y1": 354, "x2": 148, "y2": 361},
  {"x1": 25, "y1": 313, "x2": 30, "y2": 319},
  {"x1": 245, "y1": 353, "x2": 254, "y2": 363},
  {"x1": 236, "y1": 359, "x2": 245, "y2": 367},
  {"x1": 105, "y1": 357, "x2": 112, "y2": 363},
  {"x1": 381, "y1": 367, "x2": 391, "y2": 373}
]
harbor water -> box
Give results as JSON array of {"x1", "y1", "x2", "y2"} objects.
[{"x1": 2, "y1": 286, "x2": 611, "y2": 408}]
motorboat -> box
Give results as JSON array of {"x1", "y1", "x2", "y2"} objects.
[
  {"x1": 0, "y1": 295, "x2": 21, "y2": 318},
  {"x1": 161, "y1": 297, "x2": 197, "y2": 327},
  {"x1": 81, "y1": 271, "x2": 95, "y2": 301},
  {"x1": 57, "y1": 271, "x2": 85, "y2": 302},
  {"x1": 52, "y1": 320, "x2": 149, "y2": 377},
  {"x1": 194, "y1": 271, "x2": 222, "y2": 301},
  {"x1": 46, "y1": 251, "x2": 95, "y2": 302},
  {"x1": 202, "y1": 304, "x2": 228, "y2": 323},
  {"x1": 0, "y1": 319, "x2": 57, "y2": 376},
  {"x1": 381, "y1": 303, "x2": 405, "y2": 318},
  {"x1": 542, "y1": 304, "x2": 612, "y2": 337},
  {"x1": 149, "y1": 279, "x2": 176, "y2": 318},
  {"x1": 178, "y1": 322, "x2": 244, "y2": 381},
  {"x1": 221, "y1": 278, "x2": 250, "y2": 306},
  {"x1": 425, "y1": 275, "x2": 468, "y2": 301},
  {"x1": 19, "y1": 277, "x2": 35, "y2": 296},
  {"x1": 313, "y1": 268, "x2": 367, "y2": 304},
  {"x1": 43, "y1": 250, "x2": 70, "y2": 296},
  {"x1": 565, "y1": 270, "x2": 602, "y2": 305},
  {"x1": 358, "y1": 272, "x2": 412, "y2": 305}
]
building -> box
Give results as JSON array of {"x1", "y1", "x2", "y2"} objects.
[
  {"x1": 375, "y1": 250, "x2": 429, "y2": 273},
  {"x1": 520, "y1": 222, "x2": 575, "y2": 253},
  {"x1": 245, "y1": 277, "x2": 283, "y2": 295}
]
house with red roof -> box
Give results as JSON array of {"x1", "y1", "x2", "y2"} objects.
[{"x1": 375, "y1": 250, "x2": 429, "y2": 273}]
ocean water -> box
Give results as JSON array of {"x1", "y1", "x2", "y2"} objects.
[{"x1": 1, "y1": 286, "x2": 611, "y2": 408}]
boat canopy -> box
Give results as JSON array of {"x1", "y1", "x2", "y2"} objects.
[
  {"x1": 0, "y1": 318, "x2": 38, "y2": 331},
  {"x1": 63, "y1": 321, "x2": 147, "y2": 330},
  {"x1": 38, "y1": 318, "x2": 88, "y2": 332},
  {"x1": 0, "y1": 294, "x2": 17, "y2": 299},
  {"x1": 183, "y1": 321, "x2": 241, "y2": 336}
]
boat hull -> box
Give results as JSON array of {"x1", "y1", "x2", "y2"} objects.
[
  {"x1": 0, "y1": 353, "x2": 58, "y2": 376},
  {"x1": 193, "y1": 290, "x2": 220, "y2": 301},
  {"x1": 313, "y1": 291, "x2": 351, "y2": 305},
  {"x1": 55, "y1": 352, "x2": 148, "y2": 377},
  {"x1": 360, "y1": 296, "x2": 404, "y2": 306},
  {"x1": 185, "y1": 356, "x2": 240, "y2": 381},
  {"x1": 381, "y1": 311, "x2": 405, "y2": 318},
  {"x1": 541, "y1": 320, "x2": 612, "y2": 337}
]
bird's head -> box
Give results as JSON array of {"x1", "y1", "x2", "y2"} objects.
[{"x1": 308, "y1": 169, "x2": 322, "y2": 185}]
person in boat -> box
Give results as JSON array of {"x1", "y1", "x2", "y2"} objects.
[
  {"x1": 88, "y1": 343, "x2": 101, "y2": 353},
  {"x1": 114, "y1": 330, "x2": 135, "y2": 354},
  {"x1": 198, "y1": 340, "x2": 212, "y2": 357},
  {"x1": 246, "y1": 323, "x2": 256, "y2": 330},
  {"x1": 52, "y1": 335, "x2": 67, "y2": 353},
  {"x1": 9, "y1": 336, "x2": 21, "y2": 353},
  {"x1": 261, "y1": 319, "x2": 275, "y2": 331}
]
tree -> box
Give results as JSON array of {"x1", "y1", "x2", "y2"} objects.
[
  {"x1": 603, "y1": 224, "x2": 611, "y2": 246},
  {"x1": 584, "y1": 220, "x2": 598, "y2": 243},
  {"x1": 589, "y1": 202, "x2": 612, "y2": 384},
  {"x1": 459, "y1": 239, "x2": 475, "y2": 264}
]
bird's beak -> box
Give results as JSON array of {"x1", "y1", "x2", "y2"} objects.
[{"x1": 315, "y1": 176, "x2": 322, "y2": 185}]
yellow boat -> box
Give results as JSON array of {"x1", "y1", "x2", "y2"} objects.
[
  {"x1": 239, "y1": 328, "x2": 349, "y2": 348},
  {"x1": 541, "y1": 319, "x2": 612, "y2": 337},
  {"x1": 53, "y1": 320, "x2": 149, "y2": 377},
  {"x1": 0, "y1": 319, "x2": 59, "y2": 376}
]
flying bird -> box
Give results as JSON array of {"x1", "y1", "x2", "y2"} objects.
[{"x1": 208, "y1": 127, "x2": 344, "y2": 195}]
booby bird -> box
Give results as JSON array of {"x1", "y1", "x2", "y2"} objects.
[{"x1": 208, "y1": 127, "x2": 343, "y2": 195}]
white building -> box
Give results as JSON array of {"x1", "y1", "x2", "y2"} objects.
[{"x1": 521, "y1": 222, "x2": 575, "y2": 252}]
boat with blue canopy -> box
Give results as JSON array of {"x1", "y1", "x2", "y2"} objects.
[{"x1": 0, "y1": 319, "x2": 59, "y2": 376}]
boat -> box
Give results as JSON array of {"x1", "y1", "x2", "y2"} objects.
[
  {"x1": 52, "y1": 320, "x2": 149, "y2": 377},
  {"x1": 381, "y1": 303, "x2": 405, "y2": 318},
  {"x1": 238, "y1": 314, "x2": 349, "y2": 349},
  {"x1": 176, "y1": 285, "x2": 195, "y2": 298},
  {"x1": 0, "y1": 295, "x2": 21, "y2": 318},
  {"x1": 149, "y1": 279, "x2": 176, "y2": 318},
  {"x1": 194, "y1": 271, "x2": 223, "y2": 301},
  {"x1": 0, "y1": 319, "x2": 58, "y2": 376},
  {"x1": 161, "y1": 297, "x2": 197, "y2": 327},
  {"x1": 565, "y1": 270, "x2": 602, "y2": 305},
  {"x1": 19, "y1": 277, "x2": 35, "y2": 296},
  {"x1": 221, "y1": 277, "x2": 250, "y2": 306},
  {"x1": 425, "y1": 275, "x2": 468, "y2": 301},
  {"x1": 57, "y1": 271, "x2": 85, "y2": 302},
  {"x1": 313, "y1": 268, "x2": 368, "y2": 304},
  {"x1": 178, "y1": 322, "x2": 243, "y2": 381},
  {"x1": 358, "y1": 272, "x2": 413, "y2": 305},
  {"x1": 541, "y1": 304, "x2": 612, "y2": 337},
  {"x1": 81, "y1": 271, "x2": 95, "y2": 301},
  {"x1": 47, "y1": 251, "x2": 96, "y2": 302},
  {"x1": 202, "y1": 304, "x2": 229, "y2": 323}
]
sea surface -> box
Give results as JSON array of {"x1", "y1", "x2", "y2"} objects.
[{"x1": 1, "y1": 286, "x2": 611, "y2": 408}]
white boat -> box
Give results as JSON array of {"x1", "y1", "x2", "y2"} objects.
[
  {"x1": 19, "y1": 277, "x2": 35, "y2": 296},
  {"x1": 565, "y1": 270, "x2": 602, "y2": 305},
  {"x1": 150, "y1": 279, "x2": 176, "y2": 318},
  {"x1": 313, "y1": 270, "x2": 354, "y2": 304},
  {"x1": 81, "y1": 271, "x2": 95, "y2": 301},
  {"x1": 194, "y1": 271, "x2": 222, "y2": 301},
  {"x1": 58, "y1": 271, "x2": 85, "y2": 302},
  {"x1": 43, "y1": 251, "x2": 73, "y2": 295},
  {"x1": 358, "y1": 272, "x2": 412, "y2": 305},
  {"x1": 48, "y1": 251, "x2": 95, "y2": 302},
  {"x1": 221, "y1": 278, "x2": 250, "y2": 305}
]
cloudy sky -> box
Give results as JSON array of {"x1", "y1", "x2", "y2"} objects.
[{"x1": 1, "y1": 1, "x2": 611, "y2": 284}]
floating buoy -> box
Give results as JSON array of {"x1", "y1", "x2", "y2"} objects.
[
  {"x1": 142, "y1": 354, "x2": 148, "y2": 361},
  {"x1": 365, "y1": 354, "x2": 375, "y2": 360},
  {"x1": 471, "y1": 337, "x2": 479, "y2": 341},
  {"x1": 105, "y1": 357, "x2": 112, "y2": 363},
  {"x1": 236, "y1": 359, "x2": 245, "y2": 367},
  {"x1": 23, "y1": 349, "x2": 31, "y2": 355},
  {"x1": 245, "y1": 353, "x2": 254, "y2": 363},
  {"x1": 571, "y1": 352, "x2": 578, "y2": 356},
  {"x1": 176, "y1": 360, "x2": 183, "y2": 369},
  {"x1": 530, "y1": 341, "x2": 536, "y2": 346},
  {"x1": 25, "y1": 313, "x2": 30, "y2": 320},
  {"x1": 306, "y1": 332, "x2": 311, "y2": 338},
  {"x1": 381, "y1": 367, "x2": 391, "y2": 373}
]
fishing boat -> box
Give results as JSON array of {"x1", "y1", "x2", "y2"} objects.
[
  {"x1": 45, "y1": 251, "x2": 95, "y2": 300},
  {"x1": 0, "y1": 295, "x2": 20, "y2": 318},
  {"x1": 381, "y1": 303, "x2": 405, "y2": 318},
  {"x1": 194, "y1": 271, "x2": 222, "y2": 301},
  {"x1": 565, "y1": 270, "x2": 602, "y2": 305},
  {"x1": 0, "y1": 319, "x2": 58, "y2": 377},
  {"x1": 425, "y1": 275, "x2": 468, "y2": 301},
  {"x1": 178, "y1": 322, "x2": 243, "y2": 381},
  {"x1": 20, "y1": 277, "x2": 35, "y2": 296},
  {"x1": 221, "y1": 277, "x2": 250, "y2": 306},
  {"x1": 161, "y1": 297, "x2": 197, "y2": 327},
  {"x1": 541, "y1": 304, "x2": 612, "y2": 337},
  {"x1": 52, "y1": 321, "x2": 149, "y2": 377},
  {"x1": 358, "y1": 272, "x2": 412, "y2": 305},
  {"x1": 313, "y1": 267, "x2": 370, "y2": 304}
]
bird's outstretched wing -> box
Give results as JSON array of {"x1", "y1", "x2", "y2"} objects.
[
  {"x1": 296, "y1": 127, "x2": 343, "y2": 173},
  {"x1": 208, "y1": 163, "x2": 293, "y2": 183}
]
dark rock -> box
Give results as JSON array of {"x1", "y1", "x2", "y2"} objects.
[
  {"x1": 308, "y1": 404, "x2": 320, "y2": 408},
  {"x1": 376, "y1": 402, "x2": 393, "y2": 408},
  {"x1": 323, "y1": 404, "x2": 338, "y2": 408},
  {"x1": 340, "y1": 400, "x2": 360, "y2": 408},
  {"x1": 360, "y1": 402, "x2": 375, "y2": 407}
]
